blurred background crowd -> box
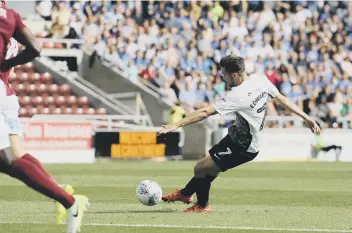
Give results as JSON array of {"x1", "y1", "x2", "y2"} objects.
[{"x1": 35, "y1": 0, "x2": 351, "y2": 128}]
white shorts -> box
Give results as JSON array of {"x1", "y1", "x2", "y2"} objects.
[
  {"x1": 0, "y1": 81, "x2": 22, "y2": 150},
  {"x1": 0, "y1": 113, "x2": 11, "y2": 150},
  {"x1": 2, "y1": 95, "x2": 22, "y2": 136},
  {"x1": 0, "y1": 81, "x2": 11, "y2": 150}
]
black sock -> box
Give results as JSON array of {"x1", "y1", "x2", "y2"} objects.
[
  {"x1": 180, "y1": 177, "x2": 202, "y2": 196},
  {"x1": 196, "y1": 175, "x2": 217, "y2": 207}
]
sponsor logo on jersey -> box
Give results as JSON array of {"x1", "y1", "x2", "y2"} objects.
[{"x1": 250, "y1": 91, "x2": 268, "y2": 108}]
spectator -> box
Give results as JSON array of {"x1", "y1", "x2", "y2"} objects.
[
  {"x1": 105, "y1": 45, "x2": 123, "y2": 68},
  {"x1": 160, "y1": 82, "x2": 178, "y2": 104},
  {"x1": 126, "y1": 59, "x2": 138, "y2": 81},
  {"x1": 179, "y1": 81, "x2": 197, "y2": 108},
  {"x1": 47, "y1": 1, "x2": 350, "y2": 127},
  {"x1": 36, "y1": 0, "x2": 53, "y2": 21},
  {"x1": 213, "y1": 76, "x2": 226, "y2": 95},
  {"x1": 265, "y1": 64, "x2": 281, "y2": 88},
  {"x1": 52, "y1": 1, "x2": 71, "y2": 26},
  {"x1": 140, "y1": 63, "x2": 155, "y2": 81}
]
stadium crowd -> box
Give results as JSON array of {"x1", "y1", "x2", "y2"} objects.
[{"x1": 35, "y1": 0, "x2": 352, "y2": 127}]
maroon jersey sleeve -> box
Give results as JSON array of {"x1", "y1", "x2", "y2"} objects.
[{"x1": 13, "y1": 11, "x2": 26, "y2": 31}]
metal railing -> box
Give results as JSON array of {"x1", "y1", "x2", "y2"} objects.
[
  {"x1": 32, "y1": 114, "x2": 151, "y2": 129},
  {"x1": 108, "y1": 92, "x2": 154, "y2": 126},
  {"x1": 38, "y1": 38, "x2": 84, "y2": 46},
  {"x1": 337, "y1": 117, "x2": 352, "y2": 129},
  {"x1": 101, "y1": 60, "x2": 175, "y2": 107},
  {"x1": 29, "y1": 114, "x2": 185, "y2": 147}
]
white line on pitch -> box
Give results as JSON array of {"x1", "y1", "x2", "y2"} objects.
[
  {"x1": 88, "y1": 223, "x2": 352, "y2": 232},
  {"x1": 0, "y1": 222, "x2": 351, "y2": 233}
]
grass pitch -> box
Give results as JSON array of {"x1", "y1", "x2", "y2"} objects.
[{"x1": 0, "y1": 160, "x2": 352, "y2": 233}]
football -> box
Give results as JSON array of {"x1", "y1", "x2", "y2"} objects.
[{"x1": 136, "y1": 180, "x2": 162, "y2": 206}]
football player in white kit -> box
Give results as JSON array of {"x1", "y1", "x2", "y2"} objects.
[{"x1": 159, "y1": 54, "x2": 321, "y2": 212}]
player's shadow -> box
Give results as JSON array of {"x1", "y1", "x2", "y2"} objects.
[{"x1": 92, "y1": 209, "x2": 177, "y2": 214}]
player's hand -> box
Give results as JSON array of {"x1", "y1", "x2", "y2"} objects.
[
  {"x1": 157, "y1": 123, "x2": 178, "y2": 136},
  {"x1": 305, "y1": 118, "x2": 321, "y2": 135}
]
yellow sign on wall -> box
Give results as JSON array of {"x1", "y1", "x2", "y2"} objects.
[
  {"x1": 119, "y1": 132, "x2": 157, "y2": 145},
  {"x1": 111, "y1": 144, "x2": 166, "y2": 158},
  {"x1": 110, "y1": 132, "x2": 166, "y2": 158}
]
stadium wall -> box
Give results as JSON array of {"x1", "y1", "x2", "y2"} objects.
[{"x1": 21, "y1": 119, "x2": 95, "y2": 164}]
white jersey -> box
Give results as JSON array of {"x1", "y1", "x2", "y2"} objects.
[{"x1": 212, "y1": 73, "x2": 279, "y2": 153}]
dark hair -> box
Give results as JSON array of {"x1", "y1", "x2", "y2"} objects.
[{"x1": 219, "y1": 54, "x2": 245, "y2": 74}]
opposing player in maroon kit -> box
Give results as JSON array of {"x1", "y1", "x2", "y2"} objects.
[{"x1": 0, "y1": 1, "x2": 89, "y2": 232}]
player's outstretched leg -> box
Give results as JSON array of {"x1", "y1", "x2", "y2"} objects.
[
  {"x1": 21, "y1": 153, "x2": 51, "y2": 177},
  {"x1": 0, "y1": 147, "x2": 89, "y2": 232},
  {"x1": 161, "y1": 188, "x2": 193, "y2": 204},
  {"x1": 9, "y1": 134, "x2": 76, "y2": 224},
  {"x1": 162, "y1": 157, "x2": 211, "y2": 204},
  {"x1": 9, "y1": 153, "x2": 76, "y2": 207},
  {"x1": 182, "y1": 135, "x2": 258, "y2": 213},
  {"x1": 13, "y1": 153, "x2": 75, "y2": 224},
  {"x1": 184, "y1": 156, "x2": 220, "y2": 213}
]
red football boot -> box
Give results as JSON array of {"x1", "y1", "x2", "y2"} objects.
[
  {"x1": 162, "y1": 189, "x2": 193, "y2": 204},
  {"x1": 183, "y1": 203, "x2": 211, "y2": 213}
]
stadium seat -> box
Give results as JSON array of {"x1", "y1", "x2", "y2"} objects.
[
  {"x1": 66, "y1": 95, "x2": 77, "y2": 105},
  {"x1": 28, "y1": 84, "x2": 36, "y2": 94},
  {"x1": 9, "y1": 72, "x2": 17, "y2": 81},
  {"x1": 55, "y1": 96, "x2": 65, "y2": 106},
  {"x1": 64, "y1": 107, "x2": 73, "y2": 114},
  {"x1": 54, "y1": 108, "x2": 62, "y2": 114},
  {"x1": 19, "y1": 73, "x2": 29, "y2": 83},
  {"x1": 36, "y1": 105, "x2": 44, "y2": 113},
  {"x1": 49, "y1": 84, "x2": 59, "y2": 94},
  {"x1": 85, "y1": 108, "x2": 96, "y2": 115},
  {"x1": 18, "y1": 108, "x2": 26, "y2": 117},
  {"x1": 96, "y1": 108, "x2": 107, "y2": 115},
  {"x1": 23, "y1": 62, "x2": 34, "y2": 72},
  {"x1": 75, "y1": 108, "x2": 84, "y2": 114},
  {"x1": 33, "y1": 96, "x2": 43, "y2": 106},
  {"x1": 30, "y1": 73, "x2": 41, "y2": 82},
  {"x1": 78, "y1": 96, "x2": 89, "y2": 106},
  {"x1": 40, "y1": 107, "x2": 50, "y2": 114},
  {"x1": 59, "y1": 84, "x2": 71, "y2": 95},
  {"x1": 30, "y1": 107, "x2": 38, "y2": 116},
  {"x1": 40, "y1": 72, "x2": 52, "y2": 84},
  {"x1": 9, "y1": 62, "x2": 105, "y2": 117}
]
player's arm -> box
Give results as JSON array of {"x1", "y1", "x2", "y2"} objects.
[
  {"x1": 275, "y1": 93, "x2": 321, "y2": 134},
  {"x1": 1, "y1": 27, "x2": 42, "y2": 72},
  {"x1": 158, "y1": 106, "x2": 217, "y2": 135},
  {"x1": 1, "y1": 10, "x2": 42, "y2": 72}
]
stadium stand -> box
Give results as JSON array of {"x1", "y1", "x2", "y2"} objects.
[
  {"x1": 29, "y1": 1, "x2": 352, "y2": 128},
  {"x1": 11, "y1": 62, "x2": 107, "y2": 117}
]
